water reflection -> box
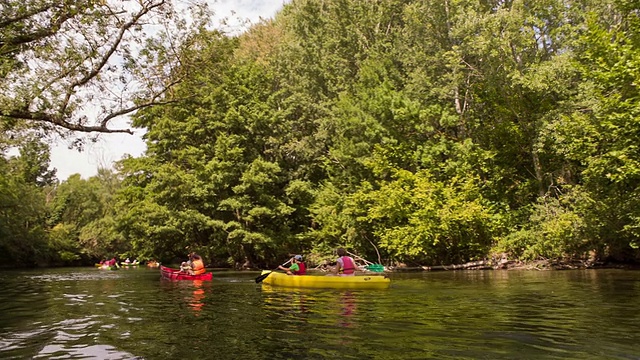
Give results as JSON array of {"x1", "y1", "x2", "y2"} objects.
[
  {"x1": 259, "y1": 283, "x2": 369, "y2": 355},
  {"x1": 189, "y1": 280, "x2": 205, "y2": 315},
  {"x1": 1, "y1": 268, "x2": 640, "y2": 359},
  {"x1": 260, "y1": 285, "x2": 359, "y2": 323},
  {"x1": 261, "y1": 284, "x2": 312, "y2": 328},
  {"x1": 159, "y1": 277, "x2": 213, "y2": 318},
  {"x1": 0, "y1": 315, "x2": 141, "y2": 360},
  {"x1": 36, "y1": 344, "x2": 139, "y2": 359},
  {"x1": 338, "y1": 291, "x2": 357, "y2": 328}
]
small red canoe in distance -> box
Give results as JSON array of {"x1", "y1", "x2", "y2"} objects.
[{"x1": 160, "y1": 265, "x2": 212, "y2": 281}]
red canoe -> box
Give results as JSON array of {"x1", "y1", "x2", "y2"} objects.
[{"x1": 160, "y1": 265, "x2": 212, "y2": 281}]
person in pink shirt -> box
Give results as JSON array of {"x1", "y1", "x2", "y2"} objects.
[{"x1": 333, "y1": 248, "x2": 356, "y2": 276}]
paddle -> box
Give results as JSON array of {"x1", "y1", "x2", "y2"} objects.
[
  {"x1": 255, "y1": 259, "x2": 292, "y2": 283},
  {"x1": 347, "y1": 251, "x2": 374, "y2": 265},
  {"x1": 347, "y1": 251, "x2": 385, "y2": 272}
]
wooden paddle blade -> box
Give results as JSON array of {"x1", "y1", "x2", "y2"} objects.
[{"x1": 255, "y1": 271, "x2": 272, "y2": 283}]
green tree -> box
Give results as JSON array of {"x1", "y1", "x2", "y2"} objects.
[
  {"x1": 108, "y1": 0, "x2": 640, "y2": 267},
  {"x1": 46, "y1": 169, "x2": 125, "y2": 262},
  {"x1": 15, "y1": 139, "x2": 57, "y2": 186},
  {"x1": 0, "y1": 146, "x2": 50, "y2": 266},
  {"x1": 543, "y1": 0, "x2": 640, "y2": 261}
]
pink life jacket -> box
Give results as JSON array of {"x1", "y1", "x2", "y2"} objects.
[{"x1": 340, "y1": 256, "x2": 356, "y2": 275}]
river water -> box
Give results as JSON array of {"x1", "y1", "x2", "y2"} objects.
[{"x1": 0, "y1": 267, "x2": 638, "y2": 359}]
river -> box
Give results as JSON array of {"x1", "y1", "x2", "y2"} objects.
[{"x1": 0, "y1": 267, "x2": 638, "y2": 359}]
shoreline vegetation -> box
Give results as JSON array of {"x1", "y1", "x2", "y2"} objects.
[
  {"x1": 301, "y1": 253, "x2": 640, "y2": 273},
  {"x1": 390, "y1": 259, "x2": 640, "y2": 272},
  {"x1": 2, "y1": 255, "x2": 639, "y2": 271},
  {"x1": 308, "y1": 250, "x2": 640, "y2": 272}
]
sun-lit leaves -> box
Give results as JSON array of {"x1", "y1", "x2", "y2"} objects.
[{"x1": 4, "y1": 0, "x2": 640, "y2": 267}]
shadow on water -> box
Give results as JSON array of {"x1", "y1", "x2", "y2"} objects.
[{"x1": 0, "y1": 268, "x2": 639, "y2": 359}]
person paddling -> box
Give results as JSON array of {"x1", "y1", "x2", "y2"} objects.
[{"x1": 278, "y1": 255, "x2": 306, "y2": 275}]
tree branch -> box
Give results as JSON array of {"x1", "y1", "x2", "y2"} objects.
[
  {"x1": 1, "y1": 0, "x2": 210, "y2": 135},
  {"x1": 1, "y1": 3, "x2": 75, "y2": 49},
  {"x1": 4, "y1": 109, "x2": 134, "y2": 134},
  {"x1": 60, "y1": 1, "x2": 166, "y2": 116}
]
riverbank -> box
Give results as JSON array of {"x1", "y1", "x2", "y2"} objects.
[{"x1": 391, "y1": 258, "x2": 640, "y2": 272}]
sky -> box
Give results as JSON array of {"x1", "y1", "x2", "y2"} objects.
[{"x1": 50, "y1": 0, "x2": 289, "y2": 181}]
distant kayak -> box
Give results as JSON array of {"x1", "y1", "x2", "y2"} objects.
[
  {"x1": 260, "y1": 271, "x2": 390, "y2": 289},
  {"x1": 160, "y1": 265, "x2": 212, "y2": 281},
  {"x1": 96, "y1": 264, "x2": 118, "y2": 270}
]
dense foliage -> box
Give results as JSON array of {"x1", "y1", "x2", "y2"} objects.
[{"x1": 2, "y1": 0, "x2": 640, "y2": 268}]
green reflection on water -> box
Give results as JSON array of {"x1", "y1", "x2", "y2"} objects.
[{"x1": 0, "y1": 268, "x2": 639, "y2": 359}]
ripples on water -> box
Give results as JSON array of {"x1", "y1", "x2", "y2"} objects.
[
  {"x1": 0, "y1": 268, "x2": 639, "y2": 359},
  {"x1": 0, "y1": 270, "x2": 142, "y2": 359}
]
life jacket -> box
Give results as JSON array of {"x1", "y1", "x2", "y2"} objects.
[
  {"x1": 293, "y1": 262, "x2": 306, "y2": 275},
  {"x1": 340, "y1": 256, "x2": 356, "y2": 275},
  {"x1": 191, "y1": 259, "x2": 206, "y2": 275}
]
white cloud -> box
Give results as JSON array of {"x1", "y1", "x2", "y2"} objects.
[{"x1": 50, "y1": 0, "x2": 289, "y2": 181}]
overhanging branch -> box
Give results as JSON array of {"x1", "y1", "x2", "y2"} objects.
[{"x1": 3, "y1": 110, "x2": 134, "y2": 134}]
